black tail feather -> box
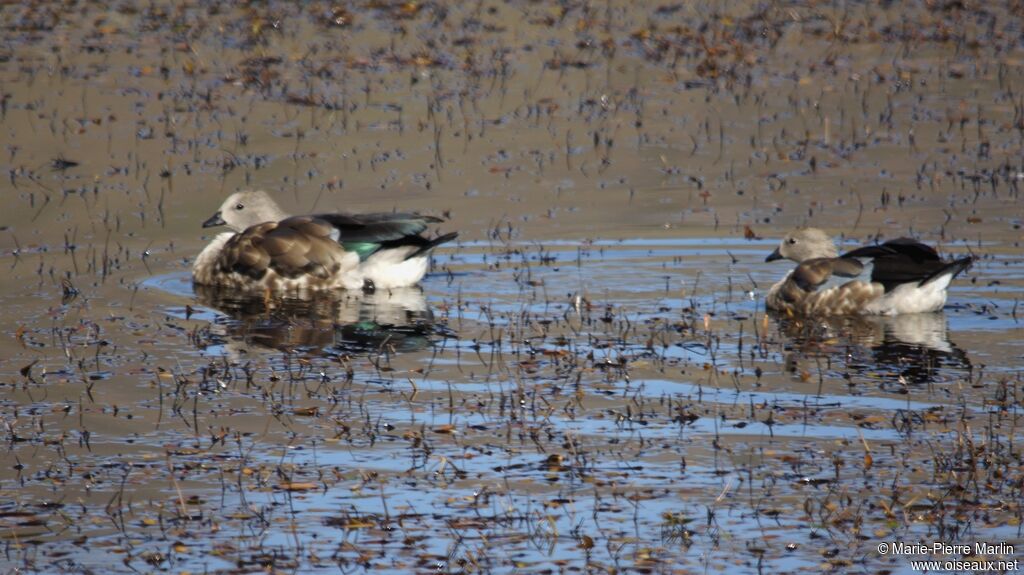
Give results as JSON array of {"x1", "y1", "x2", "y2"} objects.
[
  {"x1": 406, "y1": 231, "x2": 459, "y2": 259},
  {"x1": 921, "y1": 256, "x2": 974, "y2": 286}
]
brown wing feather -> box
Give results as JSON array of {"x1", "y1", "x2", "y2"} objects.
[
  {"x1": 282, "y1": 216, "x2": 335, "y2": 239},
  {"x1": 216, "y1": 218, "x2": 348, "y2": 282},
  {"x1": 261, "y1": 228, "x2": 303, "y2": 257},
  {"x1": 830, "y1": 258, "x2": 864, "y2": 277},
  {"x1": 789, "y1": 257, "x2": 864, "y2": 291}
]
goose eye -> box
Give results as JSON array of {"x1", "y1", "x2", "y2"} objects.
[
  {"x1": 787, "y1": 238, "x2": 797, "y2": 245},
  {"x1": 234, "y1": 203, "x2": 244, "y2": 210}
]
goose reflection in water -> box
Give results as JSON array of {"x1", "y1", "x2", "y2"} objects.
[
  {"x1": 192, "y1": 285, "x2": 440, "y2": 355},
  {"x1": 775, "y1": 312, "x2": 971, "y2": 386}
]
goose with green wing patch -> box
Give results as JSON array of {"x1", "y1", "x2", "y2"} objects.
[{"x1": 193, "y1": 190, "x2": 457, "y2": 292}]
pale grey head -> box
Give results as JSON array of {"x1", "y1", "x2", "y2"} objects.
[
  {"x1": 765, "y1": 227, "x2": 839, "y2": 263},
  {"x1": 202, "y1": 190, "x2": 290, "y2": 232}
]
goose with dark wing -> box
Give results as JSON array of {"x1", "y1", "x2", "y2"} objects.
[
  {"x1": 193, "y1": 190, "x2": 457, "y2": 292},
  {"x1": 765, "y1": 228, "x2": 973, "y2": 316}
]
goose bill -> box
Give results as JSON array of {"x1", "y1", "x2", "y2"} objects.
[{"x1": 203, "y1": 211, "x2": 226, "y2": 228}]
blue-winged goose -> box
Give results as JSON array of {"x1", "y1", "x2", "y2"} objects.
[
  {"x1": 765, "y1": 228, "x2": 973, "y2": 316},
  {"x1": 192, "y1": 190, "x2": 457, "y2": 292}
]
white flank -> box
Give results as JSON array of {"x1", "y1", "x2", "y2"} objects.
[
  {"x1": 863, "y1": 276, "x2": 950, "y2": 315},
  {"x1": 357, "y1": 247, "x2": 430, "y2": 290}
]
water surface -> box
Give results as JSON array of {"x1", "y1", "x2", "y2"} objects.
[{"x1": 2, "y1": 2, "x2": 1023, "y2": 574}]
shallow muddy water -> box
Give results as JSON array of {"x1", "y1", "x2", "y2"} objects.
[{"x1": 2, "y1": 1, "x2": 1024, "y2": 574}]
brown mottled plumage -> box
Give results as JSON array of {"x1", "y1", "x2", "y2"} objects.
[
  {"x1": 195, "y1": 217, "x2": 350, "y2": 287},
  {"x1": 768, "y1": 271, "x2": 885, "y2": 316}
]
